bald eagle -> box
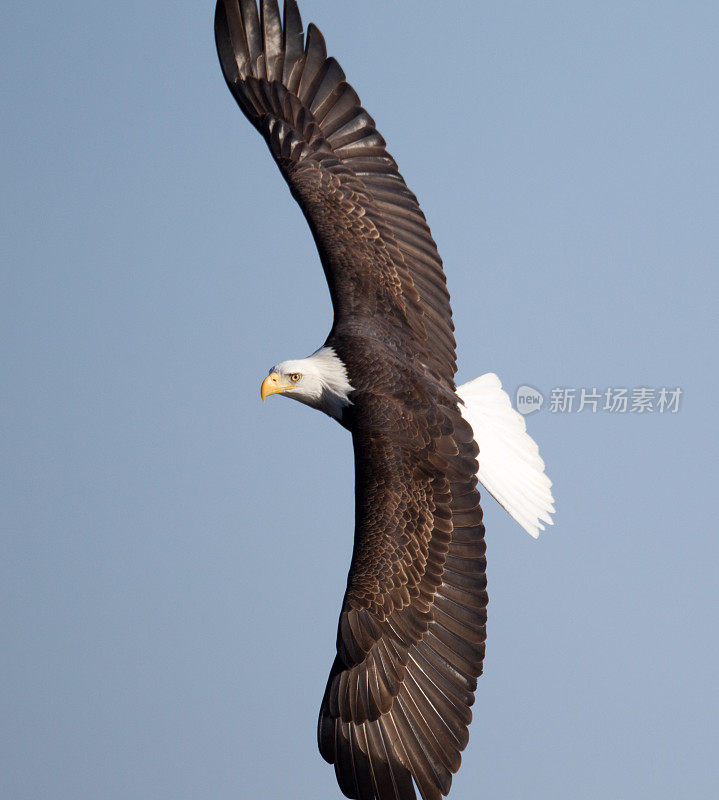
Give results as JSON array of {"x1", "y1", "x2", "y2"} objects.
[{"x1": 214, "y1": 2, "x2": 554, "y2": 798}]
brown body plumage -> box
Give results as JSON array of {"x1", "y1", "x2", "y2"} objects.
[{"x1": 214, "y1": 3, "x2": 488, "y2": 798}]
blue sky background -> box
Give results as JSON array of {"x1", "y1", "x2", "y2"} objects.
[{"x1": 2, "y1": 1, "x2": 717, "y2": 798}]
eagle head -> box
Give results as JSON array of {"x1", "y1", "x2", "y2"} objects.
[{"x1": 260, "y1": 347, "x2": 353, "y2": 421}]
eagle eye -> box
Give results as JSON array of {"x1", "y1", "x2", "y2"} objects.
[{"x1": 289, "y1": 372, "x2": 302, "y2": 383}]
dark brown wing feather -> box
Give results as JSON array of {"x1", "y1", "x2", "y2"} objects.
[
  {"x1": 317, "y1": 345, "x2": 486, "y2": 800},
  {"x1": 214, "y1": 0, "x2": 455, "y2": 384},
  {"x1": 214, "y1": 4, "x2": 487, "y2": 798}
]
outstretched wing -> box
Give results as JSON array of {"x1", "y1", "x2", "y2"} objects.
[
  {"x1": 317, "y1": 359, "x2": 487, "y2": 800},
  {"x1": 214, "y1": 0, "x2": 456, "y2": 385},
  {"x1": 214, "y1": 4, "x2": 488, "y2": 798}
]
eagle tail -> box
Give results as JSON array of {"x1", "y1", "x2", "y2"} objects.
[{"x1": 456, "y1": 373, "x2": 555, "y2": 538}]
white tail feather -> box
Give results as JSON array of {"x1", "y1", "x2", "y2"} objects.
[{"x1": 456, "y1": 373, "x2": 555, "y2": 538}]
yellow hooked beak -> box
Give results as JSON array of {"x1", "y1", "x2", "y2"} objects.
[{"x1": 260, "y1": 372, "x2": 284, "y2": 402}]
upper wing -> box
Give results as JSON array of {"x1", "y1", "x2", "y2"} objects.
[
  {"x1": 214, "y1": 0, "x2": 456, "y2": 385},
  {"x1": 317, "y1": 366, "x2": 488, "y2": 800}
]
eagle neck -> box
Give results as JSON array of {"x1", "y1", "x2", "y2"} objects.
[{"x1": 308, "y1": 346, "x2": 354, "y2": 421}]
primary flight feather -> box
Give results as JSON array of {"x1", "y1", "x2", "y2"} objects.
[{"x1": 213, "y1": 2, "x2": 555, "y2": 798}]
